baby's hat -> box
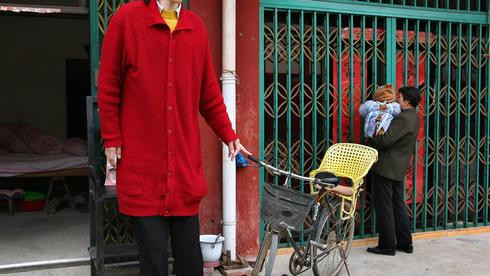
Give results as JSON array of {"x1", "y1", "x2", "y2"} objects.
[{"x1": 374, "y1": 84, "x2": 395, "y2": 102}]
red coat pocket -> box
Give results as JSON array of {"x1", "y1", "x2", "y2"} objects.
[{"x1": 117, "y1": 164, "x2": 146, "y2": 196}]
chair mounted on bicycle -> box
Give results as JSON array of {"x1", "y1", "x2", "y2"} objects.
[{"x1": 248, "y1": 143, "x2": 378, "y2": 276}]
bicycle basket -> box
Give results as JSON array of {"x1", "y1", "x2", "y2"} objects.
[{"x1": 261, "y1": 182, "x2": 316, "y2": 231}]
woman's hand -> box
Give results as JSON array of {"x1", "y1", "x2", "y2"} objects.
[
  {"x1": 227, "y1": 139, "x2": 252, "y2": 161},
  {"x1": 105, "y1": 146, "x2": 121, "y2": 168}
]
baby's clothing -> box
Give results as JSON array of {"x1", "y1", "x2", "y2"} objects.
[{"x1": 359, "y1": 100, "x2": 401, "y2": 137}]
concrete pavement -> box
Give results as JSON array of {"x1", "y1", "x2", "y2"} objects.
[
  {"x1": 270, "y1": 232, "x2": 490, "y2": 276},
  {"x1": 2, "y1": 232, "x2": 490, "y2": 275}
]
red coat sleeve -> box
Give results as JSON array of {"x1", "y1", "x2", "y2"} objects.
[
  {"x1": 97, "y1": 16, "x2": 125, "y2": 148},
  {"x1": 199, "y1": 33, "x2": 238, "y2": 144}
]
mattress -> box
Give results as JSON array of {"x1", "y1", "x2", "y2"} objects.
[{"x1": 0, "y1": 153, "x2": 88, "y2": 177}]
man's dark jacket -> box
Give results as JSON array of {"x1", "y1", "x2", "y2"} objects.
[{"x1": 366, "y1": 108, "x2": 420, "y2": 182}]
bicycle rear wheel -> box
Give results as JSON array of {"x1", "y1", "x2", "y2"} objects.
[{"x1": 311, "y1": 198, "x2": 355, "y2": 276}]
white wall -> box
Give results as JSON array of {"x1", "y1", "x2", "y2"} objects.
[{"x1": 0, "y1": 14, "x2": 89, "y2": 138}]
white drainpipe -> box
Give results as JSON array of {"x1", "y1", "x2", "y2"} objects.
[{"x1": 221, "y1": 0, "x2": 237, "y2": 261}]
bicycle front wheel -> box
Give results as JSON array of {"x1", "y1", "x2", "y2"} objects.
[{"x1": 311, "y1": 198, "x2": 355, "y2": 276}]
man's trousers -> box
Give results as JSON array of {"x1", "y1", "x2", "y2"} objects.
[{"x1": 372, "y1": 172, "x2": 413, "y2": 249}]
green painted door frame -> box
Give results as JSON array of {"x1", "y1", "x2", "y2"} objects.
[
  {"x1": 259, "y1": 0, "x2": 490, "y2": 241},
  {"x1": 385, "y1": 17, "x2": 397, "y2": 90}
]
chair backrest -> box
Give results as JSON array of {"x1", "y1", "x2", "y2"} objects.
[
  {"x1": 315, "y1": 143, "x2": 378, "y2": 186},
  {"x1": 311, "y1": 143, "x2": 378, "y2": 220}
]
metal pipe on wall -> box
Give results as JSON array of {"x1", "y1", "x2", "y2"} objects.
[{"x1": 222, "y1": 0, "x2": 237, "y2": 261}]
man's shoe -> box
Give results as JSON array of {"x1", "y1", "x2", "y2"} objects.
[
  {"x1": 396, "y1": 244, "x2": 413, "y2": 254},
  {"x1": 366, "y1": 246, "x2": 395, "y2": 256}
]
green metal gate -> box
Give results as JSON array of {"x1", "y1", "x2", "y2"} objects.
[{"x1": 259, "y1": 0, "x2": 490, "y2": 239}]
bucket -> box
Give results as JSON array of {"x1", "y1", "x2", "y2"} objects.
[
  {"x1": 17, "y1": 191, "x2": 46, "y2": 212},
  {"x1": 199, "y1": 234, "x2": 225, "y2": 262}
]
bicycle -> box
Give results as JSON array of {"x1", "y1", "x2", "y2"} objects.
[{"x1": 248, "y1": 143, "x2": 378, "y2": 276}]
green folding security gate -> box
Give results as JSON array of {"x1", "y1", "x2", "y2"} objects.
[{"x1": 259, "y1": 0, "x2": 490, "y2": 239}]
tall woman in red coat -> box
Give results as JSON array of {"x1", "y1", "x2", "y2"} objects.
[{"x1": 98, "y1": 0, "x2": 249, "y2": 275}]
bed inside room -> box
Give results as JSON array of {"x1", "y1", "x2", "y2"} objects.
[{"x1": 0, "y1": 1, "x2": 91, "y2": 270}]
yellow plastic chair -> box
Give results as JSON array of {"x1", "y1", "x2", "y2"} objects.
[{"x1": 309, "y1": 143, "x2": 378, "y2": 220}]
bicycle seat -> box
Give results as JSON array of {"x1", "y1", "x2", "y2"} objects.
[
  {"x1": 313, "y1": 171, "x2": 339, "y2": 185},
  {"x1": 314, "y1": 172, "x2": 354, "y2": 196}
]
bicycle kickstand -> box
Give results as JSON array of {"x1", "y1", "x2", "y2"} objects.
[
  {"x1": 251, "y1": 225, "x2": 280, "y2": 276},
  {"x1": 338, "y1": 246, "x2": 351, "y2": 276},
  {"x1": 251, "y1": 229, "x2": 271, "y2": 276},
  {"x1": 263, "y1": 229, "x2": 280, "y2": 276}
]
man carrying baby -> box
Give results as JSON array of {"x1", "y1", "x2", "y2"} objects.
[{"x1": 365, "y1": 86, "x2": 421, "y2": 256}]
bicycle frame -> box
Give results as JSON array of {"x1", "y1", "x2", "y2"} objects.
[
  {"x1": 249, "y1": 143, "x2": 377, "y2": 276},
  {"x1": 249, "y1": 155, "x2": 345, "y2": 275},
  {"x1": 253, "y1": 156, "x2": 362, "y2": 276},
  {"x1": 257, "y1": 190, "x2": 346, "y2": 276}
]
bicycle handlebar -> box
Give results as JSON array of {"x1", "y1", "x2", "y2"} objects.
[
  {"x1": 248, "y1": 155, "x2": 262, "y2": 165},
  {"x1": 247, "y1": 155, "x2": 338, "y2": 189}
]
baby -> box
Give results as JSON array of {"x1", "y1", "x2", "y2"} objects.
[{"x1": 359, "y1": 84, "x2": 401, "y2": 137}]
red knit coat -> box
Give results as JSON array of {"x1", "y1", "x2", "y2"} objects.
[{"x1": 98, "y1": 0, "x2": 237, "y2": 216}]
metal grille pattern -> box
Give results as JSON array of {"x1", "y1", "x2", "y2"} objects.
[
  {"x1": 89, "y1": 0, "x2": 134, "y2": 247},
  {"x1": 348, "y1": 0, "x2": 487, "y2": 12},
  {"x1": 261, "y1": 5, "x2": 490, "y2": 238},
  {"x1": 103, "y1": 201, "x2": 136, "y2": 245},
  {"x1": 87, "y1": 98, "x2": 136, "y2": 246},
  {"x1": 97, "y1": 0, "x2": 128, "y2": 34},
  {"x1": 95, "y1": 0, "x2": 135, "y2": 245}
]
